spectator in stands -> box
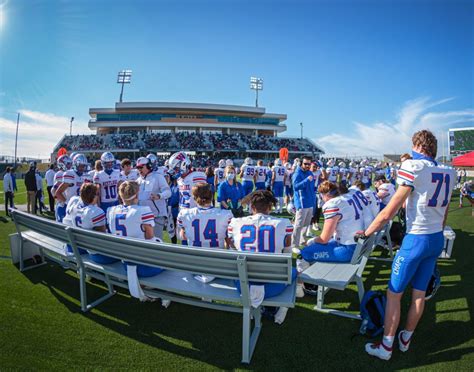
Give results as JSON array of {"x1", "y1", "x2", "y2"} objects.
[
  {"x1": 3, "y1": 167, "x2": 14, "y2": 217},
  {"x1": 217, "y1": 165, "x2": 244, "y2": 217},
  {"x1": 45, "y1": 164, "x2": 56, "y2": 213},
  {"x1": 291, "y1": 156, "x2": 315, "y2": 247},
  {"x1": 24, "y1": 162, "x2": 38, "y2": 214}
]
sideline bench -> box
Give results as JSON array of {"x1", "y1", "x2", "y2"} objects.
[
  {"x1": 299, "y1": 233, "x2": 378, "y2": 320},
  {"x1": 9, "y1": 209, "x2": 295, "y2": 364}
]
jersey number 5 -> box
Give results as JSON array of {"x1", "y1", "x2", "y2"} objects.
[{"x1": 428, "y1": 173, "x2": 450, "y2": 207}]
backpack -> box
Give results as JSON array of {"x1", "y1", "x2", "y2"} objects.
[{"x1": 360, "y1": 290, "x2": 386, "y2": 337}]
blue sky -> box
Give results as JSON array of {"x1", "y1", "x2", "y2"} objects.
[{"x1": 0, "y1": 0, "x2": 473, "y2": 158}]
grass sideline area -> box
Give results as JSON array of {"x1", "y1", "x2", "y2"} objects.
[{"x1": 0, "y1": 192, "x2": 473, "y2": 370}]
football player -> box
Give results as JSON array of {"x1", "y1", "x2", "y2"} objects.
[
  {"x1": 338, "y1": 162, "x2": 349, "y2": 187},
  {"x1": 325, "y1": 159, "x2": 339, "y2": 183},
  {"x1": 107, "y1": 181, "x2": 163, "y2": 277},
  {"x1": 239, "y1": 157, "x2": 256, "y2": 197},
  {"x1": 254, "y1": 160, "x2": 267, "y2": 191},
  {"x1": 56, "y1": 154, "x2": 91, "y2": 207},
  {"x1": 214, "y1": 159, "x2": 226, "y2": 190},
  {"x1": 94, "y1": 152, "x2": 123, "y2": 213},
  {"x1": 52, "y1": 154, "x2": 73, "y2": 222},
  {"x1": 271, "y1": 159, "x2": 286, "y2": 213},
  {"x1": 284, "y1": 162, "x2": 294, "y2": 205},
  {"x1": 177, "y1": 183, "x2": 233, "y2": 282},
  {"x1": 228, "y1": 190, "x2": 295, "y2": 324},
  {"x1": 121, "y1": 158, "x2": 139, "y2": 181},
  {"x1": 359, "y1": 159, "x2": 373, "y2": 189},
  {"x1": 362, "y1": 130, "x2": 455, "y2": 361},
  {"x1": 374, "y1": 175, "x2": 396, "y2": 209}
]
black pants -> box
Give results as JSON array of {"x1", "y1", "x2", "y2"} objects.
[
  {"x1": 5, "y1": 191, "x2": 13, "y2": 216},
  {"x1": 47, "y1": 186, "x2": 55, "y2": 212}
]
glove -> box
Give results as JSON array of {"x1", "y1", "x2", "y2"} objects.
[{"x1": 354, "y1": 231, "x2": 368, "y2": 242}]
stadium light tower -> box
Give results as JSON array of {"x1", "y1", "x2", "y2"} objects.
[
  {"x1": 300, "y1": 122, "x2": 303, "y2": 139},
  {"x1": 69, "y1": 117, "x2": 74, "y2": 136},
  {"x1": 250, "y1": 76, "x2": 263, "y2": 107},
  {"x1": 117, "y1": 69, "x2": 132, "y2": 103}
]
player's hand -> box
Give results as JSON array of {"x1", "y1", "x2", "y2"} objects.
[
  {"x1": 308, "y1": 176, "x2": 314, "y2": 181},
  {"x1": 354, "y1": 230, "x2": 367, "y2": 242}
]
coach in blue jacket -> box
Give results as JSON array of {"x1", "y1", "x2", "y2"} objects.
[{"x1": 292, "y1": 156, "x2": 316, "y2": 247}]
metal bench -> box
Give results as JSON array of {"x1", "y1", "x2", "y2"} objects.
[
  {"x1": 299, "y1": 233, "x2": 378, "y2": 320},
  {"x1": 9, "y1": 209, "x2": 296, "y2": 364}
]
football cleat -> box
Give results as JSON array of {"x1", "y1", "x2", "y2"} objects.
[
  {"x1": 365, "y1": 342, "x2": 392, "y2": 360},
  {"x1": 398, "y1": 330, "x2": 412, "y2": 352}
]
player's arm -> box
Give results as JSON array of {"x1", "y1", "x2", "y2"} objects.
[
  {"x1": 271, "y1": 170, "x2": 276, "y2": 186},
  {"x1": 310, "y1": 215, "x2": 340, "y2": 244},
  {"x1": 55, "y1": 183, "x2": 69, "y2": 203},
  {"x1": 239, "y1": 167, "x2": 244, "y2": 178},
  {"x1": 214, "y1": 173, "x2": 219, "y2": 189},
  {"x1": 364, "y1": 185, "x2": 412, "y2": 236},
  {"x1": 142, "y1": 224, "x2": 154, "y2": 240}
]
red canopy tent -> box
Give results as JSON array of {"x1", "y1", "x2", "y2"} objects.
[{"x1": 452, "y1": 151, "x2": 474, "y2": 167}]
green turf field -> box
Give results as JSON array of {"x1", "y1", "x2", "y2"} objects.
[
  {"x1": 0, "y1": 191, "x2": 472, "y2": 370},
  {"x1": 0, "y1": 179, "x2": 52, "y2": 207}
]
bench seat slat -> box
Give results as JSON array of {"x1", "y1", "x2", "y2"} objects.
[{"x1": 300, "y1": 262, "x2": 358, "y2": 291}]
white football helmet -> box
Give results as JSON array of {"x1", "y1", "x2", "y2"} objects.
[
  {"x1": 244, "y1": 157, "x2": 253, "y2": 165},
  {"x1": 275, "y1": 158, "x2": 283, "y2": 166},
  {"x1": 284, "y1": 162, "x2": 291, "y2": 169},
  {"x1": 327, "y1": 159, "x2": 335, "y2": 167},
  {"x1": 57, "y1": 155, "x2": 73, "y2": 171},
  {"x1": 168, "y1": 151, "x2": 192, "y2": 174},
  {"x1": 73, "y1": 154, "x2": 88, "y2": 173},
  {"x1": 225, "y1": 159, "x2": 234, "y2": 167},
  {"x1": 349, "y1": 161, "x2": 356, "y2": 168},
  {"x1": 287, "y1": 202, "x2": 296, "y2": 215},
  {"x1": 218, "y1": 159, "x2": 226, "y2": 168},
  {"x1": 100, "y1": 152, "x2": 115, "y2": 171},
  {"x1": 338, "y1": 161, "x2": 346, "y2": 168},
  {"x1": 146, "y1": 154, "x2": 158, "y2": 170}
]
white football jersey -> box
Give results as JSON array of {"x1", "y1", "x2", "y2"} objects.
[
  {"x1": 326, "y1": 166, "x2": 339, "y2": 182},
  {"x1": 322, "y1": 195, "x2": 364, "y2": 245},
  {"x1": 362, "y1": 189, "x2": 381, "y2": 219},
  {"x1": 339, "y1": 167, "x2": 349, "y2": 181},
  {"x1": 107, "y1": 204, "x2": 155, "y2": 239},
  {"x1": 214, "y1": 167, "x2": 225, "y2": 184},
  {"x1": 178, "y1": 171, "x2": 207, "y2": 209},
  {"x1": 397, "y1": 159, "x2": 455, "y2": 234},
  {"x1": 255, "y1": 166, "x2": 267, "y2": 183},
  {"x1": 241, "y1": 164, "x2": 256, "y2": 181},
  {"x1": 52, "y1": 170, "x2": 64, "y2": 201},
  {"x1": 273, "y1": 165, "x2": 286, "y2": 183},
  {"x1": 94, "y1": 169, "x2": 123, "y2": 204},
  {"x1": 228, "y1": 214, "x2": 293, "y2": 253},
  {"x1": 62, "y1": 170, "x2": 92, "y2": 203},
  {"x1": 359, "y1": 167, "x2": 372, "y2": 183},
  {"x1": 285, "y1": 169, "x2": 294, "y2": 186},
  {"x1": 313, "y1": 169, "x2": 322, "y2": 190},
  {"x1": 63, "y1": 196, "x2": 106, "y2": 230},
  {"x1": 377, "y1": 182, "x2": 396, "y2": 205},
  {"x1": 121, "y1": 169, "x2": 139, "y2": 181},
  {"x1": 347, "y1": 188, "x2": 375, "y2": 230},
  {"x1": 177, "y1": 206, "x2": 233, "y2": 248}
]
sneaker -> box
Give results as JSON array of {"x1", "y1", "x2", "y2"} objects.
[
  {"x1": 365, "y1": 342, "x2": 392, "y2": 360},
  {"x1": 305, "y1": 231, "x2": 315, "y2": 238},
  {"x1": 161, "y1": 299, "x2": 171, "y2": 308},
  {"x1": 312, "y1": 223, "x2": 320, "y2": 231},
  {"x1": 296, "y1": 283, "x2": 305, "y2": 298},
  {"x1": 274, "y1": 307, "x2": 289, "y2": 324},
  {"x1": 398, "y1": 331, "x2": 412, "y2": 352},
  {"x1": 296, "y1": 258, "x2": 310, "y2": 273}
]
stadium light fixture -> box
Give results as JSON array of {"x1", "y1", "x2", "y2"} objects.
[
  {"x1": 250, "y1": 76, "x2": 263, "y2": 107},
  {"x1": 117, "y1": 69, "x2": 132, "y2": 103},
  {"x1": 69, "y1": 117, "x2": 74, "y2": 136}
]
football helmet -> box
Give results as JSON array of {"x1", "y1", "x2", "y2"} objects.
[
  {"x1": 275, "y1": 159, "x2": 283, "y2": 166},
  {"x1": 70, "y1": 152, "x2": 78, "y2": 161},
  {"x1": 73, "y1": 154, "x2": 88, "y2": 173},
  {"x1": 327, "y1": 159, "x2": 335, "y2": 167},
  {"x1": 168, "y1": 151, "x2": 192, "y2": 175},
  {"x1": 286, "y1": 202, "x2": 296, "y2": 215},
  {"x1": 284, "y1": 162, "x2": 291, "y2": 169},
  {"x1": 100, "y1": 152, "x2": 115, "y2": 171},
  {"x1": 338, "y1": 161, "x2": 346, "y2": 168},
  {"x1": 225, "y1": 159, "x2": 234, "y2": 167},
  {"x1": 146, "y1": 154, "x2": 158, "y2": 170},
  {"x1": 349, "y1": 161, "x2": 356, "y2": 168},
  {"x1": 218, "y1": 159, "x2": 226, "y2": 168},
  {"x1": 244, "y1": 157, "x2": 253, "y2": 165},
  {"x1": 57, "y1": 155, "x2": 73, "y2": 171}
]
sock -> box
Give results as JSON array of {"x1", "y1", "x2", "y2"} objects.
[
  {"x1": 402, "y1": 330, "x2": 413, "y2": 341},
  {"x1": 382, "y1": 335, "x2": 395, "y2": 348}
]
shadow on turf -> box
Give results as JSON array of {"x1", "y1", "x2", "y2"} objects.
[{"x1": 16, "y1": 247, "x2": 472, "y2": 371}]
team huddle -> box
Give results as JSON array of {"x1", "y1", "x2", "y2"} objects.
[{"x1": 49, "y1": 130, "x2": 455, "y2": 361}]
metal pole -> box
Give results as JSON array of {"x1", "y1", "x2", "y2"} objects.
[
  {"x1": 14, "y1": 112, "x2": 20, "y2": 169},
  {"x1": 120, "y1": 81, "x2": 125, "y2": 103},
  {"x1": 300, "y1": 122, "x2": 303, "y2": 139},
  {"x1": 255, "y1": 88, "x2": 258, "y2": 108},
  {"x1": 69, "y1": 117, "x2": 74, "y2": 136}
]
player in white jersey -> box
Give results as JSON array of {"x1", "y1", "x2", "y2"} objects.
[
  {"x1": 254, "y1": 160, "x2": 267, "y2": 190},
  {"x1": 338, "y1": 162, "x2": 349, "y2": 186},
  {"x1": 62, "y1": 183, "x2": 106, "y2": 256},
  {"x1": 94, "y1": 152, "x2": 123, "y2": 213},
  {"x1": 107, "y1": 181, "x2": 163, "y2": 276},
  {"x1": 351, "y1": 180, "x2": 381, "y2": 220},
  {"x1": 239, "y1": 157, "x2": 256, "y2": 197},
  {"x1": 120, "y1": 158, "x2": 139, "y2": 181},
  {"x1": 362, "y1": 130, "x2": 455, "y2": 361},
  {"x1": 325, "y1": 159, "x2": 339, "y2": 183},
  {"x1": 374, "y1": 175, "x2": 396, "y2": 209},
  {"x1": 214, "y1": 159, "x2": 226, "y2": 189},
  {"x1": 169, "y1": 151, "x2": 207, "y2": 209},
  {"x1": 52, "y1": 154, "x2": 73, "y2": 222},
  {"x1": 295, "y1": 181, "x2": 364, "y2": 270},
  {"x1": 56, "y1": 154, "x2": 92, "y2": 206},
  {"x1": 359, "y1": 160, "x2": 373, "y2": 189},
  {"x1": 228, "y1": 190, "x2": 295, "y2": 324},
  {"x1": 177, "y1": 183, "x2": 233, "y2": 282},
  {"x1": 374, "y1": 162, "x2": 385, "y2": 178},
  {"x1": 347, "y1": 161, "x2": 358, "y2": 185},
  {"x1": 271, "y1": 159, "x2": 287, "y2": 213},
  {"x1": 346, "y1": 184, "x2": 375, "y2": 229},
  {"x1": 284, "y1": 162, "x2": 294, "y2": 204}
]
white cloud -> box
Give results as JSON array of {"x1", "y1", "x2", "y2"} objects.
[
  {"x1": 317, "y1": 97, "x2": 474, "y2": 157},
  {"x1": 0, "y1": 109, "x2": 91, "y2": 159}
]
